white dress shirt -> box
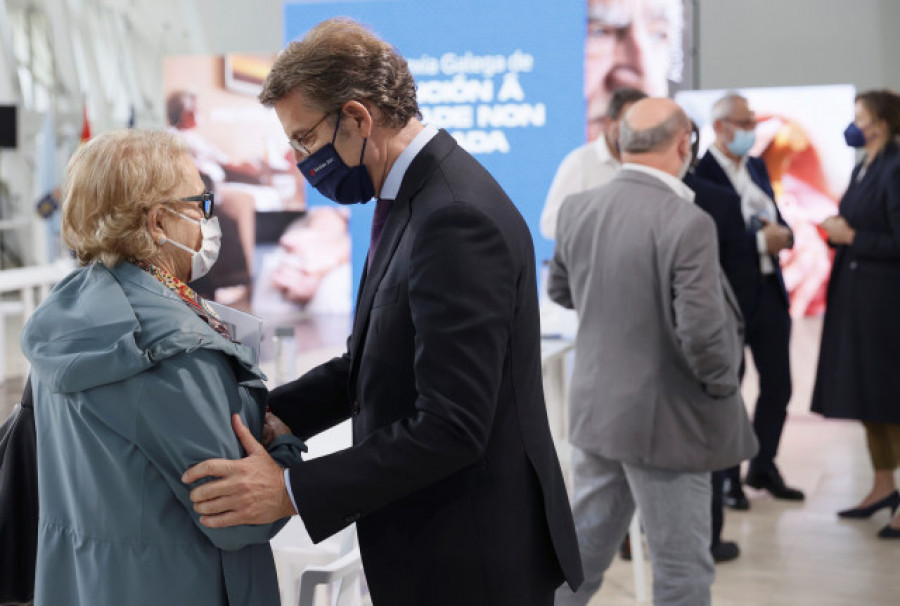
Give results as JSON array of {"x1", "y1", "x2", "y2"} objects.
[
  {"x1": 540, "y1": 136, "x2": 620, "y2": 239},
  {"x1": 621, "y1": 163, "x2": 697, "y2": 203},
  {"x1": 709, "y1": 145, "x2": 778, "y2": 274}
]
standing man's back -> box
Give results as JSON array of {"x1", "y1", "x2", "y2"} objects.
[
  {"x1": 556, "y1": 172, "x2": 751, "y2": 470},
  {"x1": 550, "y1": 98, "x2": 756, "y2": 606}
]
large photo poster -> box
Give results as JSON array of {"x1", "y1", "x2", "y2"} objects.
[
  {"x1": 585, "y1": 0, "x2": 694, "y2": 142},
  {"x1": 163, "y1": 54, "x2": 353, "y2": 319}
]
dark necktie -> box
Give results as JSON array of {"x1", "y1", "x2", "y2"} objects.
[{"x1": 368, "y1": 198, "x2": 393, "y2": 270}]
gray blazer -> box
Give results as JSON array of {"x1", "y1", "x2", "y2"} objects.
[{"x1": 549, "y1": 169, "x2": 757, "y2": 472}]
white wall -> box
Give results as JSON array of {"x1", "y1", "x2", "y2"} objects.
[
  {"x1": 193, "y1": 0, "x2": 900, "y2": 92},
  {"x1": 697, "y1": 0, "x2": 899, "y2": 93},
  {"x1": 193, "y1": 0, "x2": 289, "y2": 54}
]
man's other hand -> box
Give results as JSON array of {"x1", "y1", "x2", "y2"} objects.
[
  {"x1": 761, "y1": 220, "x2": 794, "y2": 254},
  {"x1": 182, "y1": 414, "x2": 296, "y2": 527}
]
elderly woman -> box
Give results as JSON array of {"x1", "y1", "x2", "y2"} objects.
[
  {"x1": 814, "y1": 89, "x2": 900, "y2": 539},
  {"x1": 21, "y1": 129, "x2": 305, "y2": 605}
]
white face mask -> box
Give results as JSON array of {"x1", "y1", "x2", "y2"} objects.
[{"x1": 161, "y1": 207, "x2": 222, "y2": 281}]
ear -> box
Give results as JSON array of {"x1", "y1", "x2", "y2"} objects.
[
  {"x1": 676, "y1": 134, "x2": 691, "y2": 162},
  {"x1": 340, "y1": 100, "x2": 374, "y2": 138},
  {"x1": 146, "y1": 205, "x2": 167, "y2": 246},
  {"x1": 605, "y1": 118, "x2": 619, "y2": 138}
]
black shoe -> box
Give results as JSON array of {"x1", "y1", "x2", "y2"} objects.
[
  {"x1": 723, "y1": 478, "x2": 750, "y2": 510},
  {"x1": 877, "y1": 524, "x2": 900, "y2": 539},
  {"x1": 710, "y1": 541, "x2": 740, "y2": 563},
  {"x1": 745, "y1": 467, "x2": 805, "y2": 501},
  {"x1": 619, "y1": 535, "x2": 632, "y2": 561},
  {"x1": 838, "y1": 491, "x2": 900, "y2": 519}
]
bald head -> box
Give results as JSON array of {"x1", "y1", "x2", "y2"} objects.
[
  {"x1": 620, "y1": 98, "x2": 690, "y2": 153},
  {"x1": 619, "y1": 98, "x2": 692, "y2": 177}
]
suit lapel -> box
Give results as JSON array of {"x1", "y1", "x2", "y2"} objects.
[
  {"x1": 349, "y1": 194, "x2": 411, "y2": 361},
  {"x1": 699, "y1": 152, "x2": 731, "y2": 189},
  {"x1": 348, "y1": 129, "x2": 458, "y2": 378}
]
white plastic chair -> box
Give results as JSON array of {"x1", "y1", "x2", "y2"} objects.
[
  {"x1": 296, "y1": 525, "x2": 363, "y2": 606},
  {"x1": 297, "y1": 546, "x2": 363, "y2": 606}
]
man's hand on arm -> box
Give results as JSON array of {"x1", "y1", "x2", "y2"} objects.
[{"x1": 182, "y1": 414, "x2": 297, "y2": 528}]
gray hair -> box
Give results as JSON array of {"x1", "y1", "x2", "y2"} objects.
[
  {"x1": 710, "y1": 93, "x2": 746, "y2": 123},
  {"x1": 62, "y1": 130, "x2": 191, "y2": 267},
  {"x1": 620, "y1": 110, "x2": 690, "y2": 154}
]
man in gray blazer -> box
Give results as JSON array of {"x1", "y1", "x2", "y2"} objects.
[{"x1": 550, "y1": 98, "x2": 757, "y2": 606}]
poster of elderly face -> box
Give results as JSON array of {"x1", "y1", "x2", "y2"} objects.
[
  {"x1": 585, "y1": 0, "x2": 694, "y2": 141},
  {"x1": 677, "y1": 84, "x2": 857, "y2": 318},
  {"x1": 162, "y1": 54, "x2": 353, "y2": 321}
]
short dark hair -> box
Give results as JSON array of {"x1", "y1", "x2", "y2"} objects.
[
  {"x1": 259, "y1": 18, "x2": 420, "y2": 129},
  {"x1": 856, "y1": 89, "x2": 900, "y2": 138},
  {"x1": 606, "y1": 88, "x2": 649, "y2": 121},
  {"x1": 690, "y1": 120, "x2": 700, "y2": 166},
  {"x1": 165, "y1": 91, "x2": 195, "y2": 127}
]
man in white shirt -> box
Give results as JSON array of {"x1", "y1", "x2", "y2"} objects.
[
  {"x1": 540, "y1": 87, "x2": 647, "y2": 240},
  {"x1": 694, "y1": 93, "x2": 804, "y2": 510}
]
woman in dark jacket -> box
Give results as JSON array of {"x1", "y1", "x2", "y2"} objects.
[{"x1": 813, "y1": 89, "x2": 900, "y2": 538}]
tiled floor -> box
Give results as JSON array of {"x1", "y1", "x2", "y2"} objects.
[
  {"x1": 584, "y1": 317, "x2": 900, "y2": 606},
  {"x1": 3, "y1": 316, "x2": 898, "y2": 605}
]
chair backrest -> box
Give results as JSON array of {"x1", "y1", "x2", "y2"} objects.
[
  {"x1": 296, "y1": 526, "x2": 363, "y2": 606},
  {"x1": 297, "y1": 548, "x2": 362, "y2": 606}
]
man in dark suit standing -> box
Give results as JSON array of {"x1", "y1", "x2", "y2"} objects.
[
  {"x1": 181, "y1": 17, "x2": 582, "y2": 606},
  {"x1": 685, "y1": 121, "x2": 760, "y2": 563},
  {"x1": 694, "y1": 93, "x2": 804, "y2": 509}
]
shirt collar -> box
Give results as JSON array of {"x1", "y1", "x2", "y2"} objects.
[
  {"x1": 379, "y1": 124, "x2": 439, "y2": 200},
  {"x1": 593, "y1": 135, "x2": 620, "y2": 168},
  {"x1": 709, "y1": 143, "x2": 748, "y2": 180},
  {"x1": 621, "y1": 163, "x2": 696, "y2": 203}
]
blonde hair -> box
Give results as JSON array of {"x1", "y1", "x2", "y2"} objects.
[
  {"x1": 259, "y1": 17, "x2": 420, "y2": 129},
  {"x1": 62, "y1": 129, "x2": 191, "y2": 267}
]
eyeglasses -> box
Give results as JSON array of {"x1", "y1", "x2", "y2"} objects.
[
  {"x1": 724, "y1": 118, "x2": 756, "y2": 130},
  {"x1": 289, "y1": 113, "x2": 331, "y2": 158},
  {"x1": 177, "y1": 192, "x2": 215, "y2": 219}
]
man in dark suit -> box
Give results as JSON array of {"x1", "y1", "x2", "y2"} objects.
[
  {"x1": 181, "y1": 17, "x2": 582, "y2": 605},
  {"x1": 685, "y1": 121, "x2": 760, "y2": 563},
  {"x1": 694, "y1": 93, "x2": 804, "y2": 509}
]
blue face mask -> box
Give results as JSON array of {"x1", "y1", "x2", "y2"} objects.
[
  {"x1": 727, "y1": 127, "x2": 756, "y2": 157},
  {"x1": 296, "y1": 114, "x2": 375, "y2": 205},
  {"x1": 844, "y1": 122, "x2": 866, "y2": 148}
]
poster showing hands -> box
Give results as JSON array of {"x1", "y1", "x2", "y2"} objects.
[{"x1": 163, "y1": 54, "x2": 352, "y2": 317}]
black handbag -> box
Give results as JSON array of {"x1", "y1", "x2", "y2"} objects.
[{"x1": 0, "y1": 375, "x2": 37, "y2": 605}]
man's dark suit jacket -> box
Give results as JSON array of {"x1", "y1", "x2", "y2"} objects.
[
  {"x1": 694, "y1": 152, "x2": 791, "y2": 315},
  {"x1": 269, "y1": 129, "x2": 582, "y2": 605},
  {"x1": 684, "y1": 171, "x2": 758, "y2": 319}
]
